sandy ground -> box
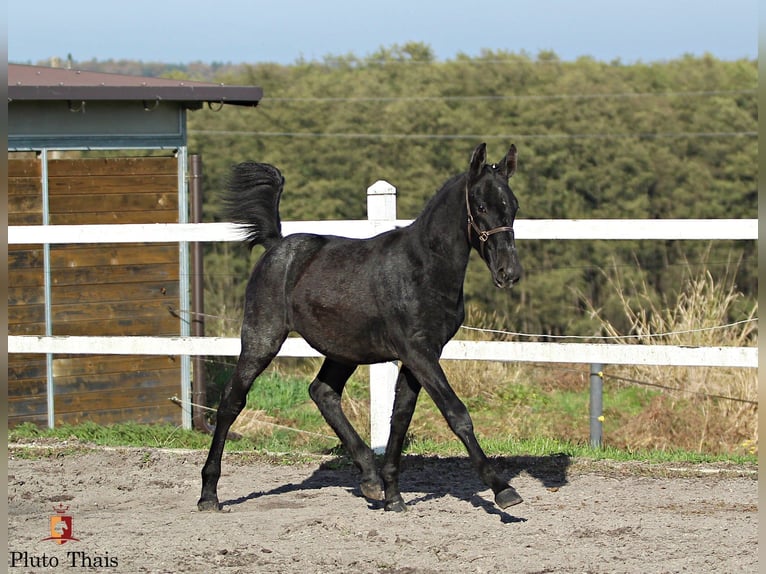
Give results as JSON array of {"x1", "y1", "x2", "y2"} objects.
[{"x1": 7, "y1": 443, "x2": 758, "y2": 574}]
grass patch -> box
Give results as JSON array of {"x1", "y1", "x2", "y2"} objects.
[
  {"x1": 403, "y1": 434, "x2": 755, "y2": 465},
  {"x1": 245, "y1": 371, "x2": 311, "y2": 413},
  {"x1": 8, "y1": 420, "x2": 756, "y2": 466},
  {"x1": 8, "y1": 421, "x2": 255, "y2": 451}
]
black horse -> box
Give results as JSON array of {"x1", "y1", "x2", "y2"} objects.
[{"x1": 199, "y1": 143, "x2": 523, "y2": 513}]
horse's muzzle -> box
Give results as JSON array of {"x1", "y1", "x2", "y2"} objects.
[
  {"x1": 491, "y1": 243, "x2": 522, "y2": 288},
  {"x1": 492, "y1": 266, "x2": 522, "y2": 289}
]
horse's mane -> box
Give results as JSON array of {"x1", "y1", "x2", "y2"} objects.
[{"x1": 417, "y1": 172, "x2": 466, "y2": 219}]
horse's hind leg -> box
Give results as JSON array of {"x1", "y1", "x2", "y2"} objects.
[
  {"x1": 198, "y1": 334, "x2": 286, "y2": 511},
  {"x1": 309, "y1": 359, "x2": 383, "y2": 501}
]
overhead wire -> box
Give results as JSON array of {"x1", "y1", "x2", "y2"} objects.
[
  {"x1": 190, "y1": 129, "x2": 756, "y2": 141},
  {"x1": 459, "y1": 318, "x2": 758, "y2": 341}
]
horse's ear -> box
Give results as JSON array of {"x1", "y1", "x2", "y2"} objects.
[
  {"x1": 469, "y1": 142, "x2": 487, "y2": 180},
  {"x1": 498, "y1": 144, "x2": 518, "y2": 180}
]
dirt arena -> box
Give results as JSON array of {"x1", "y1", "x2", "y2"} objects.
[{"x1": 8, "y1": 444, "x2": 758, "y2": 573}]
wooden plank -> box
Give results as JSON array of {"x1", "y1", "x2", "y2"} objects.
[
  {"x1": 48, "y1": 157, "x2": 177, "y2": 177},
  {"x1": 7, "y1": 267, "x2": 44, "y2": 288},
  {"x1": 9, "y1": 248, "x2": 43, "y2": 269},
  {"x1": 8, "y1": 245, "x2": 44, "y2": 314},
  {"x1": 55, "y1": 388, "x2": 181, "y2": 416},
  {"x1": 50, "y1": 192, "x2": 178, "y2": 214},
  {"x1": 9, "y1": 160, "x2": 42, "y2": 232},
  {"x1": 9, "y1": 167, "x2": 42, "y2": 224},
  {"x1": 48, "y1": 174, "x2": 178, "y2": 195},
  {"x1": 51, "y1": 363, "x2": 179, "y2": 392},
  {"x1": 50, "y1": 281, "x2": 179, "y2": 305},
  {"x1": 51, "y1": 299, "x2": 179, "y2": 325},
  {"x1": 8, "y1": 354, "x2": 48, "y2": 385},
  {"x1": 50, "y1": 262, "x2": 179, "y2": 287},
  {"x1": 8, "y1": 378, "x2": 48, "y2": 399},
  {"x1": 52, "y1": 315, "x2": 181, "y2": 337},
  {"x1": 55, "y1": 403, "x2": 181, "y2": 427},
  {"x1": 54, "y1": 372, "x2": 180, "y2": 412},
  {"x1": 8, "y1": 194, "x2": 43, "y2": 217},
  {"x1": 8, "y1": 304, "x2": 45, "y2": 327},
  {"x1": 8, "y1": 350, "x2": 48, "y2": 422},
  {"x1": 8, "y1": 398, "x2": 48, "y2": 419},
  {"x1": 8, "y1": 324, "x2": 46, "y2": 336},
  {"x1": 50, "y1": 243, "x2": 178, "y2": 268},
  {"x1": 52, "y1": 355, "x2": 177, "y2": 378},
  {"x1": 9, "y1": 286, "x2": 46, "y2": 306},
  {"x1": 8, "y1": 283, "x2": 44, "y2": 307},
  {"x1": 8, "y1": 413, "x2": 49, "y2": 428},
  {"x1": 8, "y1": 177, "x2": 42, "y2": 196},
  {"x1": 9, "y1": 212, "x2": 44, "y2": 225},
  {"x1": 9, "y1": 158, "x2": 41, "y2": 177},
  {"x1": 49, "y1": 211, "x2": 178, "y2": 225}
]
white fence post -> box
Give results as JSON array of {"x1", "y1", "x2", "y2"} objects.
[{"x1": 367, "y1": 180, "x2": 399, "y2": 454}]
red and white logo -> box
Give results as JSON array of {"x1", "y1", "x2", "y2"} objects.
[{"x1": 41, "y1": 503, "x2": 80, "y2": 545}]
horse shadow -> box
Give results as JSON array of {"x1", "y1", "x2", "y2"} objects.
[{"x1": 220, "y1": 452, "x2": 571, "y2": 524}]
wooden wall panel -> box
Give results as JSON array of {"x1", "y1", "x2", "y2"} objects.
[
  {"x1": 9, "y1": 159, "x2": 46, "y2": 427},
  {"x1": 51, "y1": 281, "x2": 180, "y2": 306},
  {"x1": 8, "y1": 156, "x2": 185, "y2": 428},
  {"x1": 48, "y1": 157, "x2": 178, "y2": 177},
  {"x1": 9, "y1": 158, "x2": 43, "y2": 227},
  {"x1": 8, "y1": 354, "x2": 49, "y2": 427}
]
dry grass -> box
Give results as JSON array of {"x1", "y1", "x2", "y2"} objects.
[{"x1": 585, "y1": 255, "x2": 758, "y2": 455}]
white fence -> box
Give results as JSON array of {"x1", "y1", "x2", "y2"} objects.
[{"x1": 8, "y1": 180, "x2": 758, "y2": 450}]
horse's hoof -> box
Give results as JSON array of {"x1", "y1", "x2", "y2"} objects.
[
  {"x1": 197, "y1": 498, "x2": 221, "y2": 512},
  {"x1": 360, "y1": 479, "x2": 384, "y2": 501},
  {"x1": 495, "y1": 486, "x2": 523, "y2": 509},
  {"x1": 384, "y1": 498, "x2": 408, "y2": 512}
]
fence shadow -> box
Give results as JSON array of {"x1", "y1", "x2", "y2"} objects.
[{"x1": 220, "y1": 452, "x2": 571, "y2": 523}]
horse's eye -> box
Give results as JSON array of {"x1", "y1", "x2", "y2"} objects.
[{"x1": 477, "y1": 204, "x2": 487, "y2": 213}]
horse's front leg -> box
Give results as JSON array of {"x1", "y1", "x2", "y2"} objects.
[
  {"x1": 403, "y1": 350, "x2": 523, "y2": 510},
  {"x1": 309, "y1": 359, "x2": 383, "y2": 501},
  {"x1": 380, "y1": 367, "x2": 421, "y2": 512}
]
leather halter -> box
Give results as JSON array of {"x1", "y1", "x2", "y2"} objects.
[{"x1": 464, "y1": 181, "x2": 514, "y2": 258}]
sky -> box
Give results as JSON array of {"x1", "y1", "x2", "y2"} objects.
[{"x1": 8, "y1": 0, "x2": 758, "y2": 66}]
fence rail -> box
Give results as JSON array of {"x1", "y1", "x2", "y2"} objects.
[
  {"x1": 7, "y1": 179, "x2": 758, "y2": 449},
  {"x1": 7, "y1": 335, "x2": 757, "y2": 368},
  {"x1": 8, "y1": 218, "x2": 758, "y2": 244}
]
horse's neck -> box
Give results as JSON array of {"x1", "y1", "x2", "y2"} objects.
[{"x1": 413, "y1": 176, "x2": 472, "y2": 277}]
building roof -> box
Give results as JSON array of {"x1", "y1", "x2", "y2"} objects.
[{"x1": 8, "y1": 64, "x2": 263, "y2": 108}]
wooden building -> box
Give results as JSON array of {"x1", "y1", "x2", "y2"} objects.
[{"x1": 8, "y1": 64, "x2": 262, "y2": 429}]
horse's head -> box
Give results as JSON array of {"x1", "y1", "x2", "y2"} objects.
[{"x1": 465, "y1": 142, "x2": 522, "y2": 289}]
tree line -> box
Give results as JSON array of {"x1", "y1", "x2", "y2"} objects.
[{"x1": 63, "y1": 45, "x2": 758, "y2": 338}]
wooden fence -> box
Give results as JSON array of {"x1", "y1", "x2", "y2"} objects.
[{"x1": 8, "y1": 180, "x2": 758, "y2": 449}]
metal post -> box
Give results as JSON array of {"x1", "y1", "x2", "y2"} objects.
[
  {"x1": 367, "y1": 180, "x2": 398, "y2": 454},
  {"x1": 40, "y1": 149, "x2": 55, "y2": 428},
  {"x1": 177, "y1": 146, "x2": 192, "y2": 430},
  {"x1": 189, "y1": 154, "x2": 211, "y2": 432},
  {"x1": 589, "y1": 363, "x2": 604, "y2": 448}
]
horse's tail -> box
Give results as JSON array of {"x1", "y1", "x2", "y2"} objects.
[{"x1": 224, "y1": 162, "x2": 285, "y2": 251}]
